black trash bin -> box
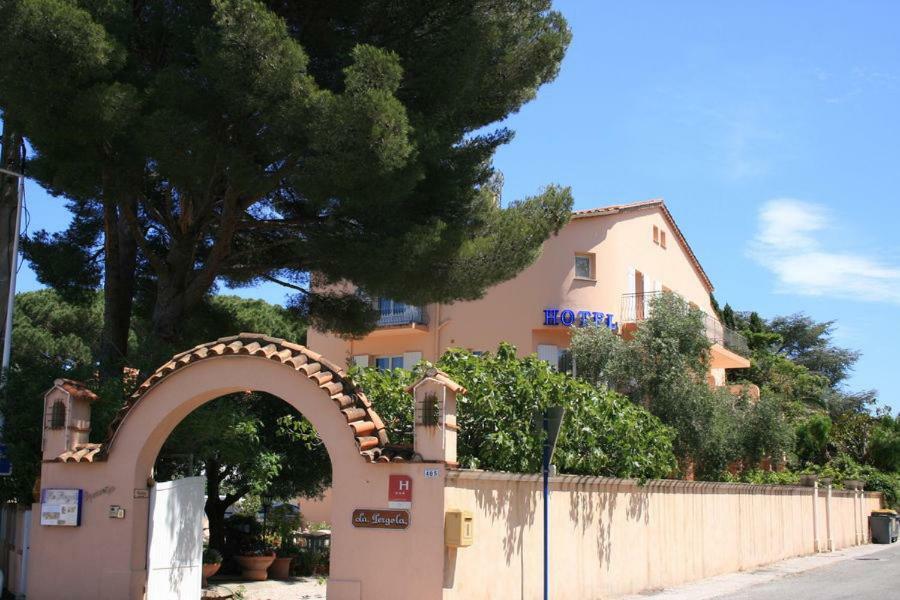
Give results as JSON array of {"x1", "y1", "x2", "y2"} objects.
[{"x1": 869, "y1": 511, "x2": 898, "y2": 544}]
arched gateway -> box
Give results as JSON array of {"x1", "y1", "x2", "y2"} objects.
[{"x1": 27, "y1": 334, "x2": 461, "y2": 600}]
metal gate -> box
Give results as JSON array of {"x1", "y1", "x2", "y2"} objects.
[{"x1": 146, "y1": 477, "x2": 206, "y2": 600}]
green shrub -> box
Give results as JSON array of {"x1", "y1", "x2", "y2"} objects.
[{"x1": 354, "y1": 343, "x2": 677, "y2": 479}]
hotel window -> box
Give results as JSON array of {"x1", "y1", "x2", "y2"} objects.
[
  {"x1": 375, "y1": 355, "x2": 404, "y2": 371},
  {"x1": 574, "y1": 253, "x2": 595, "y2": 279},
  {"x1": 653, "y1": 225, "x2": 659, "y2": 244},
  {"x1": 660, "y1": 230, "x2": 667, "y2": 248},
  {"x1": 537, "y1": 345, "x2": 576, "y2": 376},
  {"x1": 653, "y1": 226, "x2": 667, "y2": 249}
]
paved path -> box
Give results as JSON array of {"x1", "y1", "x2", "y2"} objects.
[
  {"x1": 204, "y1": 576, "x2": 326, "y2": 600},
  {"x1": 715, "y1": 543, "x2": 900, "y2": 600},
  {"x1": 625, "y1": 543, "x2": 898, "y2": 600}
]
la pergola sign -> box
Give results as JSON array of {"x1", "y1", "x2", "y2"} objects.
[{"x1": 543, "y1": 308, "x2": 617, "y2": 330}]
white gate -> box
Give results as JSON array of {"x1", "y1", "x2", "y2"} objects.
[{"x1": 147, "y1": 477, "x2": 206, "y2": 600}]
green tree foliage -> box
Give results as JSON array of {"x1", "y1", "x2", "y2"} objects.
[
  {"x1": 795, "y1": 414, "x2": 832, "y2": 465},
  {"x1": 0, "y1": 289, "x2": 324, "y2": 550},
  {"x1": 869, "y1": 416, "x2": 900, "y2": 473},
  {"x1": 767, "y1": 314, "x2": 860, "y2": 386},
  {"x1": 353, "y1": 343, "x2": 677, "y2": 480},
  {"x1": 0, "y1": 0, "x2": 573, "y2": 371},
  {"x1": 156, "y1": 392, "x2": 329, "y2": 552},
  {"x1": 571, "y1": 292, "x2": 794, "y2": 480}
]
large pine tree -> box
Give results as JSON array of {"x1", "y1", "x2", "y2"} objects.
[{"x1": 0, "y1": 0, "x2": 573, "y2": 373}]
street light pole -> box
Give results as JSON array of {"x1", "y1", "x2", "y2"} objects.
[
  {"x1": 542, "y1": 412, "x2": 550, "y2": 600},
  {"x1": 537, "y1": 406, "x2": 565, "y2": 600},
  {"x1": 0, "y1": 166, "x2": 23, "y2": 382}
]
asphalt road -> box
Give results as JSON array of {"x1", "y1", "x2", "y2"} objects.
[{"x1": 715, "y1": 543, "x2": 900, "y2": 600}]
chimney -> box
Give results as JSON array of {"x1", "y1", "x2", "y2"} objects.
[
  {"x1": 408, "y1": 368, "x2": 465, "y2": 466},
  {"x1": 41, "y1": 379, "x2": 99, "y2": 461}
]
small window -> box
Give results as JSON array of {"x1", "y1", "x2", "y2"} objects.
[
  {"x1": 375, "y1": 355, "x2": 404, "y2": 371},
  {"x1": 660, "y1": 230, "x2": 667, "y2": 248},
  {"x1": 574, "y1": 254, "x2": 594, "y2": 279},
  {"x1": 50, "y1": 400, "x2": 66, "y2": 429},
  {"x1": 653, "y1": 225, "x2": 659, "y2": 244}
]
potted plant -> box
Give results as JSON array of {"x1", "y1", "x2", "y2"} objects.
[
  {"x1": 235, "y1": 543, "x2": 276, "y2": 581},
  {"x1": 269, "y1": 544, "x2": 299, "y2": 579},
  {"x1": 266, "y1": 504, "x2": 302, "y2": 579},
  {"x1": 311, "y1": 548, "x2": 330, "y2": 576},
  {"x1": 202, "y1": 548, "x2": 223, "y2": 587}
]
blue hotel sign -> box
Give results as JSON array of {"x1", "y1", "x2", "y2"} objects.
[{"x1": 543, "y1": 308, "x2": 617, "y2": 330}]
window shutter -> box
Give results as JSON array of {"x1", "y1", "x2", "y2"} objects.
[
  {"x1": 352, "y1": 355, "x2": 369, "y2": 368},
  {"x1": 537, "y1": 344, "x2": 559, "y2": 370},
  {"x1": 403, "y1": 352, "x2": 423, "y2": 369}
]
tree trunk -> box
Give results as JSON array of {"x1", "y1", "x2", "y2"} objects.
[
  {"x1": 99, "y1": 194, "x2": 138, "y2": 378},
  {"x1": 0, "y1": 122, "x2": 23, "y2": 365},
  {"x1": 206, "y1": 500, "x2": 227, "y2": 554}
]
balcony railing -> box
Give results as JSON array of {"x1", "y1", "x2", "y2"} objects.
[
  {"x1": 620, "y1": 291, "x2": 749, "y2": 357},
  {"x1": 374, "y1": 300, "x2": 428, "y2": 327}
]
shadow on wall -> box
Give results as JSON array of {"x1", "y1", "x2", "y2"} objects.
[{"x1": 445, "y1": 475, "x2": 653, "y2": 592}]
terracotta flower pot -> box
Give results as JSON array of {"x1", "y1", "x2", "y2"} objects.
[
  {"x1": 268, "y1": 556, "x2": 293, "y2": 579},
  {"x1": 236, "y1": 554, "x2": 276, "y2": 581},
  {"x1": 202, "y1": 562, "x2": 221, "y2": 587}
]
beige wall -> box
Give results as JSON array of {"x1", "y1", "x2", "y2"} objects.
[
  {"x1": 442, "y1": 471, "x2": 882, "y2": 600},
  {"x1": 309, "y1": 204, "x2": 740, "y2": 373}
]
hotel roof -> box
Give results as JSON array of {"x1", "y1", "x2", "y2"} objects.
[{"x1": 571, "y1": 198, "x2": 714, "y2": 292}]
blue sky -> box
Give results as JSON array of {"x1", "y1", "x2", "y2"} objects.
[{"x1": 14, "y1": 1, "x2": 900, "y2": 408}]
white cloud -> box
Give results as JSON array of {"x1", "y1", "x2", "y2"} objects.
[{"x1": 749, "y1": 199, "x2": 900, "y2": 304}]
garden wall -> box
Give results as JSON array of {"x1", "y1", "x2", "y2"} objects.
[{"x1": 442, "y1": 471, "x2": 882, "y2": 599}]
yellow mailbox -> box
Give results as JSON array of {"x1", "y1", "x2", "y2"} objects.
[{"x1": 445, "y1": 509, "x2": 474, "y2": 547}]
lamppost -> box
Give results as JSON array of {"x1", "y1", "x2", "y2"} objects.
[{"x1": 535, "y1": 406, "x2": 565, "y2": 600}]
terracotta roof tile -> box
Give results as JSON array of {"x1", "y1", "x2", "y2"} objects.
[
  {"x1": 101, "y1": 334, "x2": 412, "y2": 464},
  {"x1": 55, "y1": 443, "x2": 103, "y2": 463},
  {"x1": 406, "y1": 368, "x2": 467, "y2": 395},
  {"x1": 54, "y1": 379, "x2": 99, "y2": 403}
]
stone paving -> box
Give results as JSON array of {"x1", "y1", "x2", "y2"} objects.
[{"x1": 203, "y1": 576, "x2": 326, "y2": 600}]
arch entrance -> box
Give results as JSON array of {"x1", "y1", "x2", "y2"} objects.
[{"x1": 27, "y1": 334, "x2": 458, "y2": 600}]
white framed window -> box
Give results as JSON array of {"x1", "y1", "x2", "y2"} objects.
[
  {"x1": 352, "y1": 355, "x2": 369, "y2": 368},
  {"x1": 375, "y1": 355, "x2": 404, "y2": 371},
  {"x1": 537, "y1": 345, "x2": 575, "y2": 376},
  {"x1": 574, "y1": 253, "x2": 595, "y2": 279}
]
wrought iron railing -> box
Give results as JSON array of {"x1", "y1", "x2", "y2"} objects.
[
  {"x1": 620, "y1": 291, "x2": 749, "y2": 356},
  {"x1": 373, "y1": 300, "x2": 428, "y2": 327}
]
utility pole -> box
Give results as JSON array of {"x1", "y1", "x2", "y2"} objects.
[{"x1": 0, "y1": 122, "x2": 24, "y2": 384}]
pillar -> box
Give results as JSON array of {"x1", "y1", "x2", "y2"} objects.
[
  {"x1": 812, "y1": 481, "x2": 820, "y2": 552},
  {"x1": 824, "y1": 481, "x2": 834, "y2": 552}
]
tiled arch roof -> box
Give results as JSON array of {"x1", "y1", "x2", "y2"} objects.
[{"x1": 100, "y1": 333, "x2": 411, "y2": 463}]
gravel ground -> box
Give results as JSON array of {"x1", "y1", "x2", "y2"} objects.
[{"x1": 203, "y1": 576, "x2": 326, "y2": 600}]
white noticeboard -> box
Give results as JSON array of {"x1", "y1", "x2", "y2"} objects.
[{"x1": 40, "y1": 488, "x2": 83, "y2": 526}]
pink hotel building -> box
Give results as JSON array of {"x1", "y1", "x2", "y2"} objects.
[{"x1": 308, "y1": 199, "x2": 750, "y2": 385}]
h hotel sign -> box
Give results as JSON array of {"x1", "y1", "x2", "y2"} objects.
[
  {"x1": 389, "y1": 474, "x2": 413, "y2": 509},
  {"x1": 543, "y1": 308, "x2": 617, "y2": 330}
]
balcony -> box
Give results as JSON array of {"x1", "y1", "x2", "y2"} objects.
[
  {"x1": 374, "y1": 299, "x2": 428, "y2": 328},
  {"x1": 620, "y1": 291, "x2": 750, "y2": 358}
]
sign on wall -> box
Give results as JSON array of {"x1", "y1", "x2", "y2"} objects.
[
  {"x1": 40, "y1": 488, "x2": 83, "y2": 526},
  {"x1": 388, "y1": 474, "x2": 413, "y2": 509},
  {"x1": 352, "y1": 509, "x2": 410, "y2": 530},
  {"x1": 543, "y1": 309, "x2": 617, "y2": 330}
]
